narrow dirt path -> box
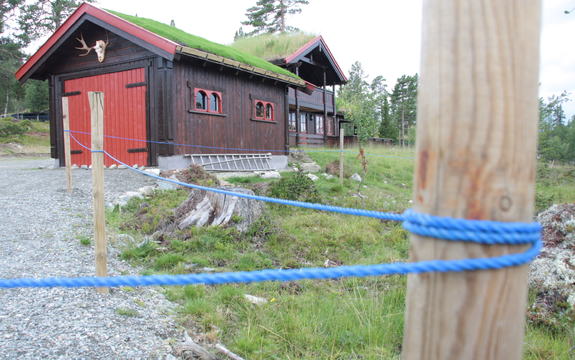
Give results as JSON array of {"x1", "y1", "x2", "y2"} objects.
[{"x1": 0, "y1": 158, "x2": 183, "y2": 359}]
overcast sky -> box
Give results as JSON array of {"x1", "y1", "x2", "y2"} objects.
[{"x1": 59, "y1": 0, "x2": 575, "y2": 118}]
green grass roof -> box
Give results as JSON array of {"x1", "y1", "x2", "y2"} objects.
[
  {"x1": 231, "y1": 33, "x2": 316, "y2": 61},
  {"x1": 108, "y1": 10, "x2": 299, "y2": 79}
]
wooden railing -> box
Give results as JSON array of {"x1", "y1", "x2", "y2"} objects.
[{"x1": 288, "y1": 87, "x2": 334, "y2": 112}]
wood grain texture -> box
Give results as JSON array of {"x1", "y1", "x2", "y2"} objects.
[
  {"x1": 89, "y1": 91, "x2": 108, "y2": 294},
  {"x1": 402, "y1": 1, "x2": 541, "y2": 359},
  {"x1": 61, "y1": 97, "x2": 72, "y2": 192}
]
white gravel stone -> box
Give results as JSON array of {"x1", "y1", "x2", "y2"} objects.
[
  {"x1": 260, "y1": 171, "x2": 281, "y2": 179},
  {"x1": 351, "y1": 173, "x2": 362, "y2": 182},
  {"x1": 145, "y1": 168, "x2": 161, "y2": 176},
  {"x1": 306, "y1": 174, "x2": 319, "y2": 181},
  {"x1": 0, "y1": 158, "x2": 185, "y2": 359}
]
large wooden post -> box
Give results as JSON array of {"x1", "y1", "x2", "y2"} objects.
[
  {"x1": 61, "y1": 97, "x2": 72, "y2": 192},
  {"x1": 402, "y1": 1, "x2": 541, "y2": 359},
  {"x1": 89, "y1": 92, "x2": 108, "y2": 295}
]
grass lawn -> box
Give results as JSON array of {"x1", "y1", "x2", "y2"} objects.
[{"x1": 107, "y1": 145, "x2": 574, "y2": 359}]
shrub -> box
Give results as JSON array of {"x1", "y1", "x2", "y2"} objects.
[
  {"x1": 268, "y1": 171, "x2": 321, "y2": 203},
  {"x1": 0, "y1": 118, "x2": 31, "y2": 138}
]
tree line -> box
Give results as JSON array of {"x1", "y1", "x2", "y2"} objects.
[
  {"x1": 337, "y1": 61, "x2": 418, "y2": 146},
  {"x1": 337, "y1": 61, "x2": 575, "y2": 162},
  {"x1": 0, "y1": 0, "x2": 91, "y2": 115}
]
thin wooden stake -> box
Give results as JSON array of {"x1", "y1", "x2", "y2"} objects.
[
  {"x1": 402, "y1": 1, "x2": 541, "y2": 359},
  {"x1": 61, "y1": 97, "x2": 72, "y2": 192},
  {"x1": 89, "y1": 91, "x2": 108, "y2": 294},
  {"x1": 339, "y1": 127, "x2": 344, "y2": 183}
]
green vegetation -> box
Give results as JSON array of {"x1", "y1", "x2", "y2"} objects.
[
  {"x1": 231, "y1": 32, "x2": 315, "y2": 60},
  {"x1": 108, "y1": 11, "x2": 299, "y2": 80},
  {"x1": 108, "y1": 146, "x2": 574, "y2": 359},
  {"x1": 115, "y1": 307, "x2": 140, "y2": 317},
  {"x1": 239, "y1": 0, "x2": 310, "y2": 36},
  {"x1": 0, "y1": 118, "x2": 50, "y2": 155},
  {"x1": 78, "y1": 235, "x2": 91, "y2": 246}
]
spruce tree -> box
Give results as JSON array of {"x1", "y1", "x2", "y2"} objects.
[{"x1": 241, "y1": 0, "x2": 309, "y2": 35}]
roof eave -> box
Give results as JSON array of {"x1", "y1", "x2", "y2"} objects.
[
  {"x1": 176, "y1": 46, "x2": 306, "y2": 88},
  {"x1": 15, "y1": 3, "x2": 178, "y2": 83}
]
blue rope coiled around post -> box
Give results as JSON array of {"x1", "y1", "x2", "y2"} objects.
[{"x1": 0, "y1": 136, "x2": 541, "y2": 289}]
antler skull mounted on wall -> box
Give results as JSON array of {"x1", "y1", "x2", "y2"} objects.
[{"x1": 75, "y1": 33, "x2": 109, "y2": 63}]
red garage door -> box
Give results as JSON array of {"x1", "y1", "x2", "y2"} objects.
[{"x1": 64, "y1": 68, "x2": 147, "y2": 167}]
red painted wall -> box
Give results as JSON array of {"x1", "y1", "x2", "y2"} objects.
[{"x1": 64, "y1": 68, "x2": 148, "y2": 166}]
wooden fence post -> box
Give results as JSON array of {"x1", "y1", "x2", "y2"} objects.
[
  {"x1": 339, "y1": 127, "x2": 344, "y2": 183},
  {"x1": 402, "y1": 1, "x2": 541, "y2": 359},
  {"x1": 89, "y1": 91, "x2": 108, "y2": 295},
  {"x1": 61, "y1": 97, "x2": 72, "y2": 192}
]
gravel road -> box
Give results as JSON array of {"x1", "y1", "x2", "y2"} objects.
[{"x1": 0, "y1": 158, "x2": 184, "y2": 359}]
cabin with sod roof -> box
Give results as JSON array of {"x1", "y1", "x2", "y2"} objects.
[
  {"x1": 232, "y1": 34, "x2": 348, "y2": 147},
  {"x1": 15, "y1": 3, "x2": 347, "y2": 169}
]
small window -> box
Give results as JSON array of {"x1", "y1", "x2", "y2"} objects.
[
  {"x1": 193, "y1": 88, "x2": 223, "y2": 114},
  {"x1": 315, "y1": 114, "x2": 324, "y2": 134},
  {"x1": 195, "y1": 90, "x2": 207, "y2": 110},
  {"x1": 288, "y1": 112, "x2": 297, "y2": 131},
  {"x1": 266, "y1": 103, "x2": 273, "y2": 119},
  {"x1": 210, "y1": 93, "x2": 220, "y2": 112},
  {"x1": 253, "y1": 99, "x2": 275, "y2": 121},
  {"x1": 300, "y1": 113, "x2": 307, "y2": 132},
  {"x1": 256, "y1": 102, "x2": 265, "y2": 118}
]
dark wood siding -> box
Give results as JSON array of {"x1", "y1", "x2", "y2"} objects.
[
  {"x1": 173, "y1": 59, "x2": 288, "y2": 155},
  {"x1": 41, "y1": 21, "x2": 154, "y2": 76}
]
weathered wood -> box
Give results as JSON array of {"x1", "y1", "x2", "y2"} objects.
[
  {"x1": 402, "y1": 1, "x2": 541, "y2": 359},
  {"x1": 89, "y1": 91, "x2": 108, "y2": 295},
  {"x1": 61, "y1": 97, "x2": 72, "y2": 192},
  {"x1": 215, "y1": 344, "x2": 245, "y2": 360},
  {"x1": 339, "y1": 127, "x2": 344, "y2": 183}
]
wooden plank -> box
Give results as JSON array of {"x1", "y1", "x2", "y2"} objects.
[
  {"x1": 89, "y1": 91, "x2": 108, "y2": 295},
  {"x1": 401, "y1": 1, "x2": 541, "y2": 359},
  {"x1": 61, "y1": 97, "x2": 72, "y2": 192},
  {"x1": 339, "y1": 128, "x2": 344, "y2": 184}
]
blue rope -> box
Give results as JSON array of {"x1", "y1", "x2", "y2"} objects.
[
  {"x1": 0, "y1": 136, "x2": 540, "y2": 289},
  {"x1": 63, "y1": 129, "x2": 414, "y2": 159}
]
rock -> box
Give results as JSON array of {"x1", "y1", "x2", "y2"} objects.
[
  {"x1": 140, "y1": 166, "x2": 146, "y2": 170},
  {"x1": 72, "y1": 164, "x2": 79, "y2": 169},
  {"x1": 350, "y1": 173, "x2": 362, "y2": 182},
  {"x1": 137, "y1": 185, "x2": 156, "y2": 196},
  {"x1": 81, "y1": 165, "x2": 88, "y2": 169},
  {"x1": 171, "y1": 187, "x2": 263, "y2": 232},
  {"x1": 133, "y1": 164, "x2": 139, "y2": 169},
  {"x1": 530, "y1": 204, "x2": 575, "y2": 306},
  {"x1": 88, "y1": 165, "x2": 92, "y2": 169},
  {"x1": 200, "y1": 267, "x2": 216, "y2": 272},
  {"x1": 109, "y1": 164, "x2": 117, "y2": 169},
  {"x1": 244, "y1": 294, "x2": 268, "y2": 305},
  {"x1": 306, "y1": 173, "x2": 319, "y2": 182},
  {"x1": 259, "y1": 171, "x2": 281, "y2": 179},
  {"x1": 323, "y1": 173, "x2": 335, "y2": 180},
  {"x1": 144, "y1": 168, "x2": 161, "y2": 176},
  {"x1": 300, "y1": 162, "x2": 321, "y2": 173},
  {"x1": 113, "y1": 191, "x2": 144, "y2": 207},
  {"x1": 157, "y1": 175, "x2": 179, "y2": 190},
  {"x1": 118, "y1": 164, "x2": 128, "y2": 169}
]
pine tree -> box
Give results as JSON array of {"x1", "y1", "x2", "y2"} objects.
[
  {"x1": 241, "y1": 0, "x2": 309, "y2": 35},
  {"x1": 389, "y1": 74, "x2": 418, "y2": 145}
]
